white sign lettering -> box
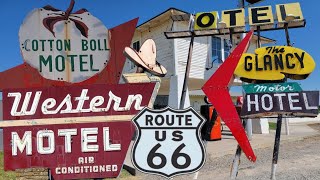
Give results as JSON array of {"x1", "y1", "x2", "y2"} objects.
[
  {"x1": 8, "y1": 89, "x2": 143, "y2": 117},
  {"x1": 11, "y1": 127, "x2": 121, "y2": 156}
]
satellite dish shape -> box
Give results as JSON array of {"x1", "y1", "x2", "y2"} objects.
[{"x1": 124, "y1": 39, "x2": 167, "y2": 77}]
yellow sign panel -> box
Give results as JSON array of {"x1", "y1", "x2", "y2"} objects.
[
  {"x1": 235, "y1": 46, "x2": 315, "y2": 82},
  {"x1": 221, "y1": 8, "x2": 245, "y2": 28},
  {"x1": 248, "y1": 6, "x2": 274, "y2": 26},
  {"x1": 194, "y1": 11, "x2": 218, "y2": 30},
  {"x1": 276, "y1": 2, "x2": 304, "y2": 23}
]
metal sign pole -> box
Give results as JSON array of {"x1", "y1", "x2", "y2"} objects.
[
  {"x1": 179, "y1": 17, "x2": 195, "y2": 109},
  {"x1": 230, "y1": 24, "x2": 262, "y2": 179},
  {"x1": 230, "y1": 1, "x2": 247, "y2": 179},
  {"x1": 230, "y1": 119, "x2": 247, "y2": 179},
  {"x1": 271, "y1": 114, "x2": 283, "y2": 180},
  {"x1": 270, "y1": 21, "x2": 291, "y2": 180}
]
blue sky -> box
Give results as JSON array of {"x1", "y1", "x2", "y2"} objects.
[{"x1": 0, "y1": 0, "x2": 319, "y2": 90}]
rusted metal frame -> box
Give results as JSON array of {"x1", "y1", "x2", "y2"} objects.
[{"x1": 164, "y1": 21, "x2": 306, "y2": 39}]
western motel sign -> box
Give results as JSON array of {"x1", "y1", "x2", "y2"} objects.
[{"x1": 0, "y1": 0, "x2": 157, "y2": 179}]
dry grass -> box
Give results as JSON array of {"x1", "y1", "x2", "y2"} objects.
[{"x1": 0, "y1": 151, "x2": 16, "y2": 180}]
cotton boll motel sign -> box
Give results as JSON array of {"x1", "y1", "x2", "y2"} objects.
[{"x1": 19, "y1": 0, "x2": 110, "y2": 83}]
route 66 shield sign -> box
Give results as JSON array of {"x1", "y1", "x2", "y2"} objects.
[{"x1": 131, "y1": 107, "x2": 206, "y2": 178}]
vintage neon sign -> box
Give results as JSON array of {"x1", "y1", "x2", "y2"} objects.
[
  {"x1": 234, "y1": 46, "x2": 315, "y2": 82},
  {"x1": 194, "y1": 2, "x2": 304, "y2": 30}
]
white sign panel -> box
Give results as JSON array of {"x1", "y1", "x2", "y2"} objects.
[
  {"x1": 132, "y1": 107, "x2": 206, "y2": 178},
  {"x1": 19, "y1": 4, "x2": 110, "y2": 82}
]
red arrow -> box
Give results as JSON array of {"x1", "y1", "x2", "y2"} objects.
[
  {"x1": 0, "y1": 18, "x2": 138, "y2": 90},
  {"x1": 202, "y1": 30, "x2": 256, "y2": 162}
]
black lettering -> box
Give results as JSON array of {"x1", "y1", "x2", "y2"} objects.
[
  {"x1": 266, "y1": 46, "x2": 272, "y2": 54},
  {"x1": 272, "y1": 47, "x2": 285, "y2": 54},
  {"x1": 280, "y1": 5, "x2": 301, "y2": 21},
  {"x1": 166, "y1": 115, "x2": 175, "y2": 126},
  {"x1": 251, "y1": 7, "x2": 271, "y2": 24},
  {"x1": 264, "y1": 55, "x2": 273, "y2": 70},
  {"x1": 295, "y1": 52, "x2": 305, "y2": 68},
  {"x1": 176, "y1": 115, "x2": 184, "y2": 125},
  {"x1": 244, "y1": 56, "x2": 253, "y2": 71},
  {"x1": 255, "y1": 55, "x2": 263, "y2": 71},
  {"x1": 274, "y1": 54, "x2": 284, "y2": 70},
  {"x1": 223, "y1": 9, "x2": 242, "y2": 26},
  {"x1": 155, "y1": 115, "x2": 164, "y2": 125},
  {"x1": 155, "y1": 131, "x2": 166, "y2": 141},
  {"x1": 185, "y1": 115, "x2": 192, "y2": 125},
  {"x1": 286, "y1": 53, "x2": 295, "y2": 69},
  {"x1": 172, "y1": 131, "x2": 183, "y2": 141},
  {"x1": 146, "y1": 115, "x2": 153, "y2": 125},
  {"x1": 197, "y1": 13, "x2": 215, "y2": 28}
]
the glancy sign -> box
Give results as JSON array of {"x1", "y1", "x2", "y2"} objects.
[
  {"x1": 241, "y1": 91, "x2": 319, "y2": 118},
  {"x1": 19, "y1": 2, "x2": 110, "y2": 82},
  {"x1": 235, "y1": 46, "x2": 315, "y2": 82}
]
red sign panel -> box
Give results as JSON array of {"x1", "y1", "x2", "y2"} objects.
[
  {"x1": 3, "y1": 83, "x2": 155, "y2": 120},
  {"x1": 2, "y1": 82, "x2": 157, "y2": 179},
  {"x1": 3, "y1": 121, "x2": 134, "y2": 179}
]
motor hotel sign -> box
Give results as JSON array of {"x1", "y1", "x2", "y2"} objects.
[{"x1": 241, "y1": 91, "x2": 319, "y2": 118}]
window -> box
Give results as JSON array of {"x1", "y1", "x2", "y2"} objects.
[
  {"x1": 130, "y1": 41, "x2": 140, "y2": 69},
  {"x1": 133, "y1": 41, "x2": 140, "y2": 51},
  {"x1": 211, "y1": 37, "x2": 223, "y2": 63},
  {"x1": 224, "y1": 39, "x2": 231, "y2": 59}
]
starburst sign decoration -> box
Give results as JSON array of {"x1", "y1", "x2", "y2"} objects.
[{"x1": 202, "y1": 30, "x2": 256, "y2": 162}]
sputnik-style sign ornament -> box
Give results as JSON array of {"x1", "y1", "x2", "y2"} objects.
[{"x1": 202, "y1": 30, "x2": 256, "y2": 162}]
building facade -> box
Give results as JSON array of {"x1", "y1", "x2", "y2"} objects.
[{"x1": 121, "y1": 8, "x2": 275, "y2": 111}]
